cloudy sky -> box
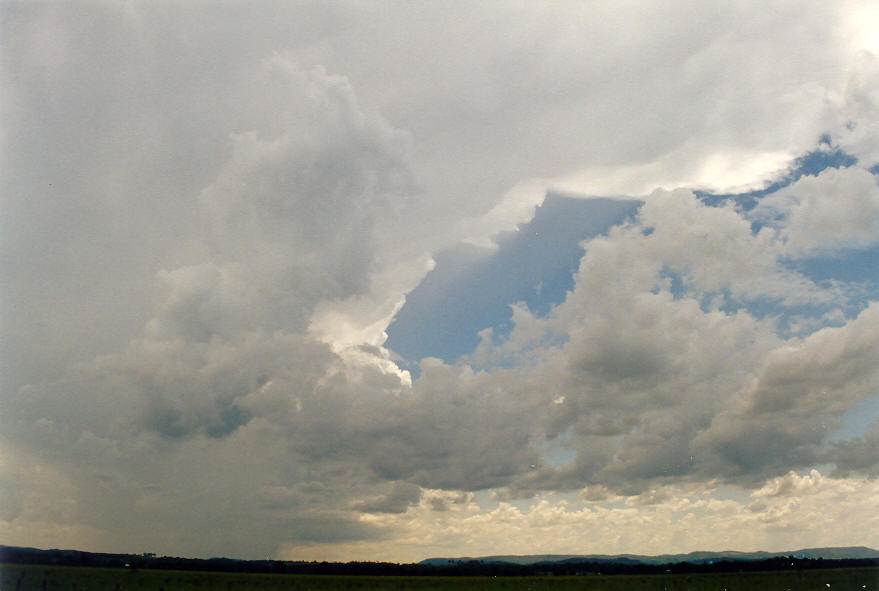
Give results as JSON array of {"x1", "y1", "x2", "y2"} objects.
[{"x1": 2, "y1": 1, "x2": 879, "y2": 563}]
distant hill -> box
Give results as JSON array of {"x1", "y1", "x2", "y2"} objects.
[
  {"x1": 6, "y1": 545, "x2": 879, "y2": 589},
  {"x1": 3, "y1": 543, "x2": 877, "y2": 577},
  {"x1": 419, "y1": 546, "x2": 879, "y2": 566}
]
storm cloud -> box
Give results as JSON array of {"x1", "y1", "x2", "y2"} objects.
[{"x1": 2, "y1": 0, "x2": 878, "y2": 562}]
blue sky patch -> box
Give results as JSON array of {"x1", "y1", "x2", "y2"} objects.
[{"x1": 386, "y1": 196, "x2": 641, "y2": 365}]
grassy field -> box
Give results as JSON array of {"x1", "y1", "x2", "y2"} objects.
[{"x1": 1, "y1": 564, "x2": 877, "y2": 591}]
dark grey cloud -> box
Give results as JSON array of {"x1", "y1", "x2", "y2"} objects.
[
  {"x1": 829, "y1": 425, "x2": 879, "y2": 477},
  {"x1": 354, "y1": 482, "x2": 422, "y2": 514}
]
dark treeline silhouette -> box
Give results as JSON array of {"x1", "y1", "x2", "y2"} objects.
[{"x1": 2, "y1": 545, "x2": 877, "y2": 577}]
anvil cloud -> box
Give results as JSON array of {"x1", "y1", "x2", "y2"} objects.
[{"x1": 2, "y1": 1, "x2": 878, "y2": 562}]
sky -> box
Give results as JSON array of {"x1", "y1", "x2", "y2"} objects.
[{"x1": 2, "y1": 1, "x2": 879, "y2": 563}]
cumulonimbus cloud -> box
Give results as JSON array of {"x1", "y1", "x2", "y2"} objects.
[{"x1": 2, "y1": 0, "x2": 878, "y2": 561}]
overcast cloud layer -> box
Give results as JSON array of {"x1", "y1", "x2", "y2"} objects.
[{"x1": 2, "y1": 1, "x2": 879, "y2": 562}]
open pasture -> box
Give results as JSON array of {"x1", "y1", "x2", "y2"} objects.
[{"x1": 2, "y1": 564, "x2": 878, "y2": 591}]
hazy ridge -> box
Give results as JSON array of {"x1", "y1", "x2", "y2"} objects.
[{"x1": 420, "y1": 546, "x2": 879, "y2": 566}]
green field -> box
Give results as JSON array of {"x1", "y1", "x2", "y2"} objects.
[{"x1": 1, "y1": 564, "x2": 877, "y2": 591}]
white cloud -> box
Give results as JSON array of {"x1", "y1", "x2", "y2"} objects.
[
  {"x1": 277, "y1": 471, "x2": 879, "y2": 562},
  {"x1": 752, "y1": 165, "x2": 879, "y2": 256},
  {"x1": 2, "y1": 0, "x2": 879, "y2": 561},
  {"x1": 834, "y1": 51, "x2": 879, "y2": 164}
]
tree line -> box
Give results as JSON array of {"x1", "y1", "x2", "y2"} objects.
[{"x1": 2, "y1": 545, "x2": 877, "y2": 577}]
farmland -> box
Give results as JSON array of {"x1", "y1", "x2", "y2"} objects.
[{"x1": 2, "y1": 564, "x2": 877, "y2": 591}]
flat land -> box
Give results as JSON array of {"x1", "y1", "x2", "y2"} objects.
[{"x1": 1, "y1": 564, "x2": 877, "y2": 591}]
